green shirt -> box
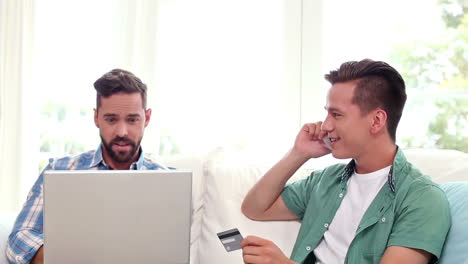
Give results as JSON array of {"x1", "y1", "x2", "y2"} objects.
[{"x1": 282, "y1": 148, "x2": 451, "y2": 264}]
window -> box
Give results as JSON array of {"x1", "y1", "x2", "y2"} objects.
[
  {"x1": 312, "y1": 0, "x2": 468, "y2": 151},
  {"x1": 35, "y1": 0, "x2": 304, "y2": 173}
]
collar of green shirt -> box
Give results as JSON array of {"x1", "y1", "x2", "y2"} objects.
[{"x1": 340, "y1": 146, "x2": 403, "y2": 193}]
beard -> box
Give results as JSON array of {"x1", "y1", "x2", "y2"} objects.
[{"x1": 100, "y1": 135, "x2": 141, "y2": 164}]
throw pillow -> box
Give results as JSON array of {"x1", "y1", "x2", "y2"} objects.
[{"x1": 438, "y1": 182, "x2": 468, "y2": 264}]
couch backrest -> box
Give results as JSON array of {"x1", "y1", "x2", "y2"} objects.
[{"x1": 404, "y1": 149, "x2": 468, "y2": 183}]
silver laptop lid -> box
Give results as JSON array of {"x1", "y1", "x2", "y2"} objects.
[{"x1": 44, "y1": 170, "x2": 192, "y2": 264}]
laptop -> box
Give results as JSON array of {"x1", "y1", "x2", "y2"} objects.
[{"x1": 43, "y1": 170, "x2": 192, "y2": 264}]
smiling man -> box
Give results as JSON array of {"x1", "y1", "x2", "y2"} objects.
[
  {"x1": 6, "y1": 69, "x2": 168, "y2": 264},
  {"x1": 241, "y1": 59, "x2": 451, "y2": 264}
]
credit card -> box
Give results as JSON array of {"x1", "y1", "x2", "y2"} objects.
[{"x1": 217, "y1": 228, "x2": 244, "y2": 252}]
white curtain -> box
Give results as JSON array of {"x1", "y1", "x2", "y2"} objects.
[
  {"x1": 0, "y1": 0, "x2": 161, "y2": 212},
  {"x1": 0, "y1": 0, "x2": 36, "y2": 212}
]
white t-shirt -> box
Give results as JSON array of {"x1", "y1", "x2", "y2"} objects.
[{"x1": 314, "y1": 165, "x2": 391, "y2": 264}]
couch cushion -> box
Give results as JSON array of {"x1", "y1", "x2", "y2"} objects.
[
  {"x1": 438, "y1": 182, "x2": 468, "y2": 264},
  {"x1": 158, "y1": 154, "x2": 205, "y2": 264}
]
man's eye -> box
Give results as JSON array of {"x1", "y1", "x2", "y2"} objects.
[
  {"x1": 128, "y1": 118, "x2": 139, "y2": 123},
  {"x1": 332, "y1": 112, "x2": 341, "y2": 118},
  {"x1": 105, "y1": 118, "x2": 117, "y2": 123}
]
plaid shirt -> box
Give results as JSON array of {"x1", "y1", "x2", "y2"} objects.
[{"x1": 6, "y1": 145, "x2": 168, "y2": 264}]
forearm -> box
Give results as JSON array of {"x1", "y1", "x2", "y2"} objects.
[
  {"x1": 241, "y1": 149, "x2": 309, "y2": 219},
  {"x1": 7, "y1": 173, "x2": 45, "y2": 264},
  {"x1": 6, "y1": 229, "x2": 43, "y2": 264},
  {"x1": 31, "y1": 246, "x2": 44, "y2": 264}
]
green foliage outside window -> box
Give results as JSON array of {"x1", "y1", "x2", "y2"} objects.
[{"x1": 390, "y1": 0, "x2": 468, "y2": 152}]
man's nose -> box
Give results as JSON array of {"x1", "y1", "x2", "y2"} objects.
[
  {"x1": 115, "y1": 122, "x2": 128, "y2": 137},
  {"x1": 321, "y1": 116, "x2": 333, "y2": 132}
]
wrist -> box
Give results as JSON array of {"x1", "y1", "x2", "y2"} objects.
[{"x1": 288, "y1": 148, "x2": 312, "y2": 163}]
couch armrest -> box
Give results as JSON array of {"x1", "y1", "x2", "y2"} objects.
[{"x1": 439, "y1": 182, "x2": 468, "y2": 264}]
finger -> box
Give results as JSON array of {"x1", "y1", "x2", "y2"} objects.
[
  {"x1": 313, "y1": 121, "x2": 323, "y2": 140},
  {"x1": 302, "y1": 123, "x2": 310, "y2": 132},
  {"x1": 241, "y1": 236, "x2": 270, "y2": 247},
  {"x1": 243, "y1": 254, "x2": 263, "y2": 264},
  {"x1": 242, "y1": 245, "x2": 263, "y2": 256},
  {"x1": 306, "y1": 123, "x2": 316, "y2": 137},
  {"x1": 241, "y1": 236, "x2": 258, "y2": 247},
  {"x1": 319, "y1": 122, "x2": 328, "y2": 139},
  {"x1": 241, "y1": 236, "x2": 252, "y2": 247},
  {"x1": 318, "y1": 129, "x2": 327, "y2": 140}
]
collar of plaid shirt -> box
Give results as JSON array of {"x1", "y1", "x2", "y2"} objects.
[{"x1": 88, "y1": 144, "x2": 147, "y2": 170}]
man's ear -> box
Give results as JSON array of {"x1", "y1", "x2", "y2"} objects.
[
  {"x1": 370, "y1": 108, "x2": 387, "y2": 135},
  {"x1": 94, "y1": 108, "x2": 99, "y2": 128},
  {"x1": 144, "y1": 108, "x2": 152, "y2": 127}
]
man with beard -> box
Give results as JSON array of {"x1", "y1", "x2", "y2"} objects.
[{"x1": 6, "y1": 69, "x2": 168, "y2": 264}]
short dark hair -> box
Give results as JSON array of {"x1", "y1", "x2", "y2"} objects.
[
  {"x1": 94, "y1": 69, "x2": 147, "y2": 109},
  {"x1": 324, "y1": 59, "x2": 407, "y2": 142}
]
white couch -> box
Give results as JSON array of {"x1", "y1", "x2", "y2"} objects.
[{"x1": 1, "y1": 148, "x2": 467, "y2": 264}]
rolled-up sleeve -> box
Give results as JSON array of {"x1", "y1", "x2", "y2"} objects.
[
  {"x1": 281, "y1": 170, "x2": 322, "y2": 220},
  {"x1": 6, "y1": 166, "x2": 48, "y2": 264}
]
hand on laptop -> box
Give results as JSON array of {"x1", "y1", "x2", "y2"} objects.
[
  {"x1": 31, "y1": 246, "x2": 44, "y2": 264},
  {"x1": 240, "y1": 236, "x2": 298, "y2": 264}
]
